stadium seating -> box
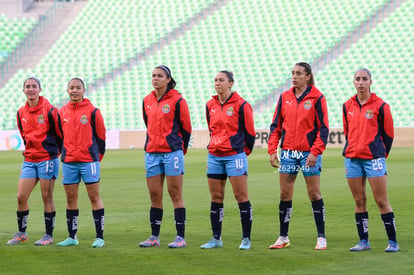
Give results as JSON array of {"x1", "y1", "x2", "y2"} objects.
[
  {"x1": 88, "y1": 0, "x2": 388, "y2": 129},
  {"x1": 2, "y1": 0, "x2": 412, "y2": 131},
  {"x1": 0, "y1": 14, "x2": 36, "y2": 62},
  {"x1": 314, "y1": 0, "x2": 414, "y2": 127},
  {"x1": 0, "y1": 0, "x2": 217, "y2": 129}
]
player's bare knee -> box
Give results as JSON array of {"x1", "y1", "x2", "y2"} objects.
[
  {"x1": 168, "y1": 192, "x2": 182, "y2": 203},
  {"x1": 167, "y1": 188, "x2": 179, "y2": 198},
  {"x1": 211, "y1": 193, "x2": 224, "y2": 202},
  {"x1": 308, "y1": 191, "x2": 321, "y2": 201},
  {"x1": 375, "y1": 199, "x2": 390, "y2": 211},
  {"x1": 149, "y1": 189, "x2": 161, "y2": 199},
  {"x1": 16, "y1": 194, "x2": 28, "y2": 205},
  {"x1": 41, "y1": 192, "x2": 52, "y2": 203},
  {"x1": 88, "y1": 194, "x2": 101, "y2": 205},
  {"x1": 355, "y1": 197, "x2": 367, "y2": 209},
  {"x1": 280, "y1": 192, "x2": 292, "y2": 201},
  {"x1": 234, "y1": 193, "x2": 248, "y2": 203},
  {"x1": 65, "y1": 193, "x2": 77, "y2": 205}
]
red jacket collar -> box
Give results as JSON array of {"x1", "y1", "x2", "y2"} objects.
[
  {"x1": 211, "y1": 91, "x2": 241, "y2": 104},
  {"x1": 26, "y1": 96, "x2": 49, "y2": 112}
]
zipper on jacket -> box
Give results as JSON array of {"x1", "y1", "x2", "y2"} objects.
[
  {"x1": 356, "y1": 104, "x2": 362, "y2": 154},
  {"x1": 74, "y1": 105, "x2": 78, "y2": 155},
  {"x1": 293, "y1": 99, "x2": 300, "y2": 149}
]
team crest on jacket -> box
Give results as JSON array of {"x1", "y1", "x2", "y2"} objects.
[
  {"x1": 37, "y1": 114, "x2": 45, "y2": 124},
  {"x1": 365, "y1": 110, "x2": 374, "y2": 119},
  {"x1": 80, "y1": 115, "x2": 88, "y2": 124},
  {"x1": 226, "y1": 106, "x2": 234, "y2": 116},
  {"x1": 303, "y1": 100, "x2": 312, "y2": 110},
  {"x1": 162, "y1": 104, "x2": 170, "y2": 113}
]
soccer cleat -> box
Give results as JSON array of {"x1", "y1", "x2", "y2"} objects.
[
  {"x1": 139, "y1": 235, "x2": 160, "y2": 247},
  {"x1": 200, "y1": 238, "x2": 223, "y2": 249},
  {"x1": 385, "y1": 240, "x2": 399, "y2": 252},
  {"x1": 269, "y1": 236, "x2": 290, "y2": 249},
  {"x1": 92, "y1": 238, "x2": 105, "y2": 248},
  {"x1": 7, "y1": 232, "x2": 28, "y2": 245},
  {"x1": 168, "y1": 236, "x2": 187, "y2": 248},
  {"x1": 314, "y1": 237, "x2": 327, "y2": 250},
  {"x1": 57, "y1": 237, "x2": 79, "y2": 247},
  {"x1": 349, "y1": 239, "x2": 370, "y2": 251},
  {"x1": 239, "y1": 237, "x2": 251, "y2": 250},
  {"x1": 34, "y1": 234, "x2": 53, "y2": 246}
]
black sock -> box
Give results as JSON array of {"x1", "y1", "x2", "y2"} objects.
[
  {"x1": 150, "y1": 207, "x2": 163, "y2": 237},
  {"x1": 312, "y1": 199, "x2": 325, "y2": 237},
  {"x1": 238, "y1": 201, "x2": 252, "y2": 239},
  {"x1": 279, "y1": 201, "x2": 292, "y2": 237},
  {"x1": 210, "y1": 202, "x2": 224, "y2": 240},
  {"x1": 44, "y1": 211, "x2": 56, "y2": 236},
  {"x1": 174, "y1": 208, "x2": 186, "y2": 238},
  {"x1": 17, "y1": 210, "x2": 29, "y2": 233},
  {"x1": 66, "y1": 209, "x2": 79, "y2": 239},
  {"x1": 355, "y1": 212, "x2": 369, "y2": 241},
  {"x1": 93, "y1": 208, "x2": 105, "y2": 239},
  {"x1": 381, "y1": 212, "x2": 397, "y2": 242}
]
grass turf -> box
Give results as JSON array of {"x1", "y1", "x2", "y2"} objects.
[{"x1": 0, "y1": 147, "x2": 413, "y2": 274}]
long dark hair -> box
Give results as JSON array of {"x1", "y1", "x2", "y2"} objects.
[
  {"x1": 296, "y1": 62, "x2": 314, "y2": 86},
  {"x1": 156, "y1": 65, "x2": 176, "y2": 92}
]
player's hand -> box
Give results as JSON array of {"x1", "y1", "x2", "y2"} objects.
[
  {"x1": 270, "y1": 152, "x2": 280, "y2": 168},
  {"x1": 306, "y1": 153, "x2": 317, "y2": 167}
]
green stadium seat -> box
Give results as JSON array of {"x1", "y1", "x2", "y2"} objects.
[{"x1": 2, "y1": 0, "x2": 412, "y2": 130}]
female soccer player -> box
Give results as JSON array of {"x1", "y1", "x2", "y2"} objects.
[
  {"x1": 139, "y1": 65, "x2": 192, "y2": 248},
  {"x1": 200, "y1": 71, "x2": 255, "y2": 250},
  {"x1": 343, "y1": 68, "x2": 399, "y2": 252},
  {"x1": 57, "y1": 78, "x2": 106, "y2": 248},
  {"x1": 7, "y1": 77, "x2": 61, "y2": 246},
  {"x1": 268, "y1": 62, "x2": 329, "y2": 250}
]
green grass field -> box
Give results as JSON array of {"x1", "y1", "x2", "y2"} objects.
[{"x1": 0, "y1": 148, "x2": 413, "y2": 274}]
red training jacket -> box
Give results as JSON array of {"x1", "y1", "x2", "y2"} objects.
[
  {"x1": 142, "y1": 89, "x2": 192, "y2": 154},
  {"x1": 206, "y1": 92, "x2": 256, "y2": 157},
  {"x1": 17, "y1": 96, "x2": 62, "y2": 162},
  {"x1": 342, "y1": 93, "x2": 394, "y2": 159},
  {"x1": 59, "y1": 98, "x2": 106, "y2": 162},
  {"x1": 268, "y1": 85, "x2": 329, "y2": 156}
]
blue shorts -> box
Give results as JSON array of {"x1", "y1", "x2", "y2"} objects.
[
  {"x1": 20, "y1": 159, "x2": 59, "y2": 180},
  {"x1": 345, "y1": 158, "x2": 387, "y2": 178},
  {"x1": 278, "y1": 149, "x2": 322, "y2": 176},
  {"x1": 145, "y1": 150, "x2": 184, "y2": 177},
  {"x1": 207, "y1": 152, "x2": 248, "y2": 178},
  {"x1": 62, "y1": 161, "x2": 101, "y2": 184}
]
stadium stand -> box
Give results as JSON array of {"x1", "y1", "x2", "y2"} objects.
[
  {"x1": 0, "y1": 14, "x2": 36, "y2": 64},
  {"x1": 89, "y1": 0, "x2": 388, "y2": 129},
  {"x1": 0, "y1": 0, "x2": 412, "y2": 131},
  {"x1": 314, "y1": 0, "x2": 414, "y2": 127}
]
